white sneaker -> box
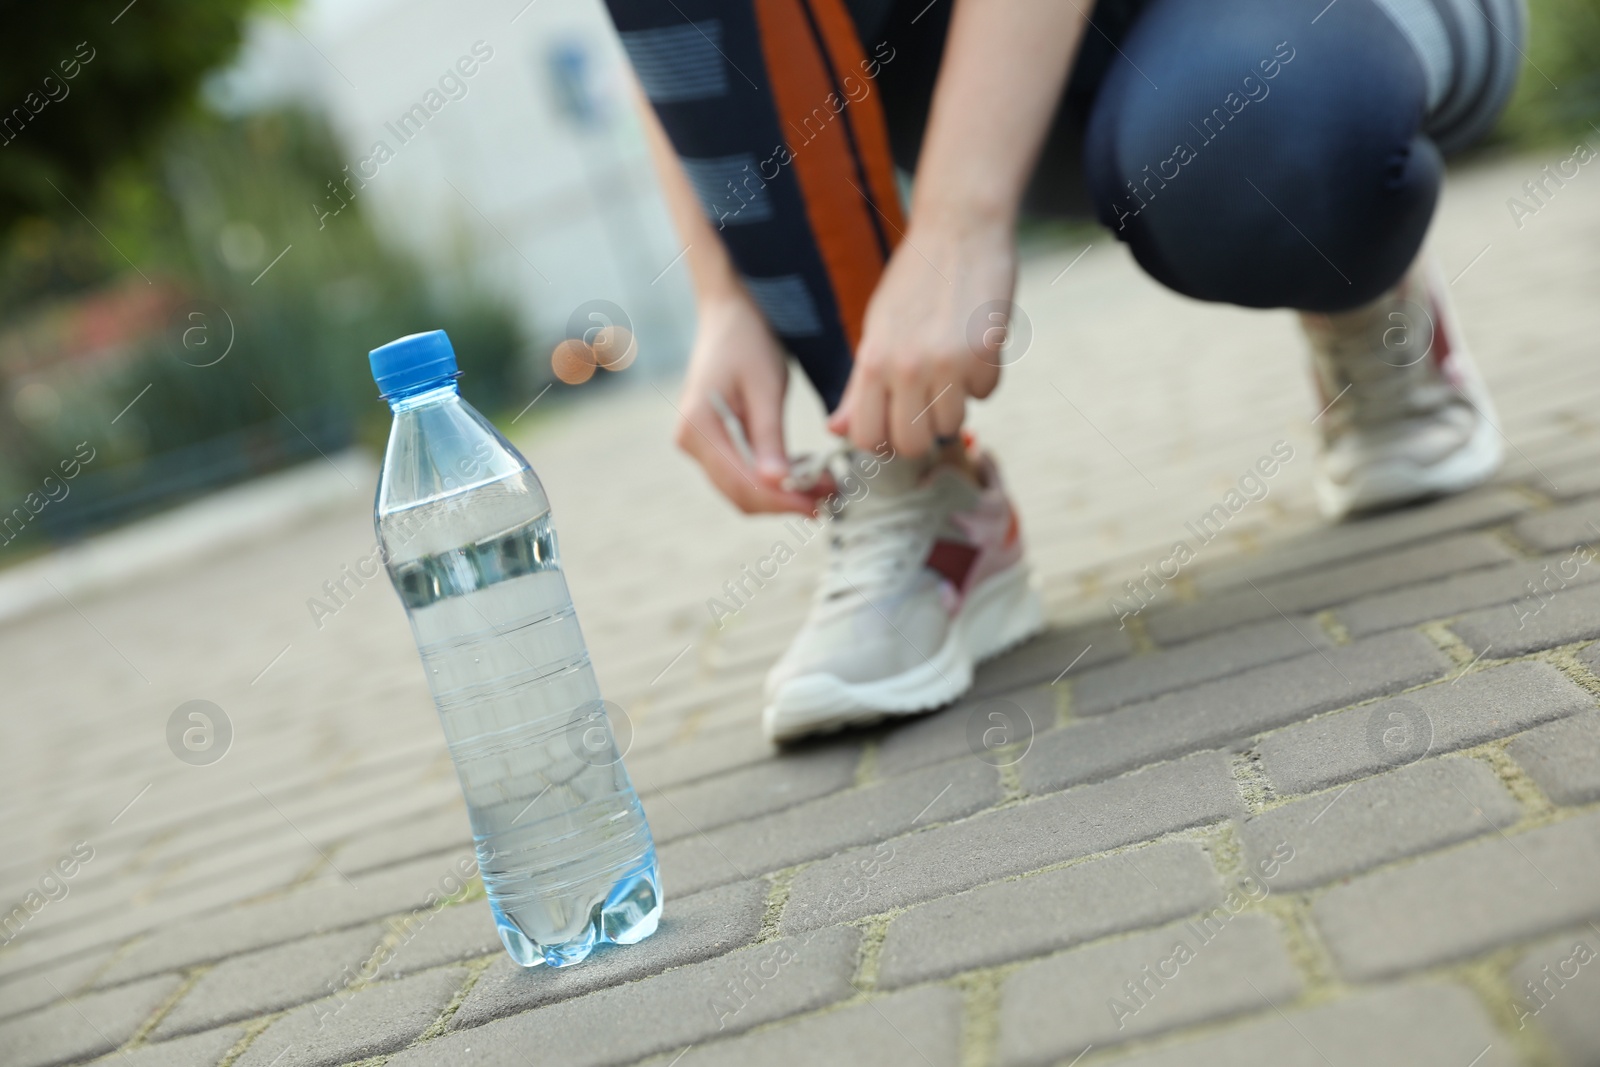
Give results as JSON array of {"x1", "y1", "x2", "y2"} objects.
[
  {"x1": 762, "y1": 443, "x2": 1044, "y2": 743},
  {"x1": 1302, "y1": 258, "x2": 1503, "y2": 520}
]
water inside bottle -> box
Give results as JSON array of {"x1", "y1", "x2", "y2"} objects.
[{"x1": 383, "y1": 486, "x2": 660, "y2": 967}]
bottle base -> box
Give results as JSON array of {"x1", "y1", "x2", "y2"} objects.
[{"x1": 491, "y1": 855, "x2": 663, "y2": 969}]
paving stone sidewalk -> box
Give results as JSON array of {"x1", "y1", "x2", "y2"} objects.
[{"x1": 2, "y1": 150, "x2": 1599, "y2": 1067}]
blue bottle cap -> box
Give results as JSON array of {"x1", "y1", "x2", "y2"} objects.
[{"x1": 369, "y1": 330, "x2": 458, "y2": 398}]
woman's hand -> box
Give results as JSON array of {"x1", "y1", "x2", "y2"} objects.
[
  {"x1": 827, "y1": 0, "x2": 1090, "y2": 457},
  {"x1": 673, "y1": 292, "x2": 818, "y2": 514},
  {"x1": 828, "y1": 218, "x2": 1015, "y2": 457},
  {"x1": 629, "y1": 88, "x2": 815, "y2": 514}
]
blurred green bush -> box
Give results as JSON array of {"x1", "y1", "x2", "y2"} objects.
[
  {"x1": 0, "y1": 0, "x2": 260, "y2": 230},
  {"x1": 0, "y1": 107, "x2": 524, "y2": 551},
  {"x1": 1492, "y1": 0, "x2": 1600, "y2": 147}
]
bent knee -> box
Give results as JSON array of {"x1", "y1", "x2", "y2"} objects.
[{"x1": 1084, "y1": 0, "x2": 1440, "y2": 311}]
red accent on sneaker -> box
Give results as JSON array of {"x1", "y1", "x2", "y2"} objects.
[
  {"x1": 925, "y1": 539, "x2": 978, "y2": 591},
  {"x1": 1432, "y1": 294, "x2": 1453, "y2": 371}
]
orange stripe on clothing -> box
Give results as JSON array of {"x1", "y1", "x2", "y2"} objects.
[
  {"x1": 752, "y1": 0, "x2": 905, "y2": 351},
  {"x1": 805, "y1": 0, "x2": 904, "y2": 234}
]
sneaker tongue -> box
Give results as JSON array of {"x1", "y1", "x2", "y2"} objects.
[
  {"x1": 819, "y1": 449, "x2": 938, "y2": 603},
  {"x1": 1306, "y1": 274, "x2": 1446, "y2": 429}
]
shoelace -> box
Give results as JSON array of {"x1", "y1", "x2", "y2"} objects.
[
  {"x1": 1315, "y1": 302, "x2": 1452, "y2": 430},
  {"x1": 789, "y1": 448, "x2": 942, "y2": 604}
]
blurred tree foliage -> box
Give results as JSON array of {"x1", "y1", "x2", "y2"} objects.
[
  {"x1": 1491, "y1": 0, "x2": 1600, "y2": 146},
  {"x1": 0, "y1": 0, "x2": 529, "y2": 550},
  {"x1": 0, "y1": 0, "x2": 262, "y2": 234},
  {"x1": 0, "y1": 105, "x2": 522, "y2": 545}
]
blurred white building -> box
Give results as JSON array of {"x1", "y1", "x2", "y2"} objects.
[{"x1": 209, "y1": 0, "x2": 694, "y2": 377}]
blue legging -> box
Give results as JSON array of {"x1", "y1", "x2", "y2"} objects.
[
  {"x1": 1082, "y1": 0, "x2": 1439, "y2": 313},
  {"x1": 606, "y1": 0, "x2": 1456, "y2": 409}
]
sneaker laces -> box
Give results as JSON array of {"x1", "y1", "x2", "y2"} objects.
[
  {"x1": 1310, "y1": 288, "x2": 1453, "y2": 432},
  {"x1": 788, "y1": 447, "x2": 943, "y2": 604}
]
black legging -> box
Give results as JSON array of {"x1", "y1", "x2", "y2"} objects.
[{"x1": 604, "y1": 0, "x2": 1511, "y2": 409}]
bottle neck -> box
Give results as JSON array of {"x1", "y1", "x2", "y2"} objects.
[{"x1": 386, "y1": 379, "x2": 460, "y2": 413}]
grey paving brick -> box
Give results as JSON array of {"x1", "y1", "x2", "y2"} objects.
[
  {"x1": 880, "y1": 841, "x2": 1222, "y2": 988},
  {"x1": 140, "y1": 842, "x2": 323, "y2": 913},
  {"x1": 1542, "y1": 466, "x2": 1600, "y2": 502},
  {"x1": 1238, "y1": 757, "x2": 1519, "y2": 892},
  {"x1": 658, "y1": 760, "x2": 1003, "y2": 896},
  {"x1": 671, "y1": 699, "x2": 764, "y2": 743},
  {"x1": 380, "y1": 899, "x2": 500, "y2": 977},
  {"x1": 1072, "y1": 617, "x2": 1332, "y2": 716},
  {"x1": 626, "y1": 726, "x2": 792, "y2": 794},
  {"x1": 998, "y1": 914, "x2": 1300, "y2": 1066},
  {"x1": 256, "y1": 779, "x2": 462, "y2": 867},
  {"x1": 1020, "y1": 631, "x2": 1452, "y2": 797},
  {"x1": 388, "y1": 926, "x2": 860, "y2": 1067},
  {"x1": 1512, "y1": 498, "x2": 1600, "y2": 552},
  {"x1": 0, "y1": 973, "x2": 180, "y2": 1067},
  {"x1": 1337, "y1": 551, "x2": 1600, "y2": 638},
  {"x1": 629, "y1": 706, "x2": 690, "y2": 754},
  {"x1": 1141, "y1": 600, "x2": 1287, "y2": 651},
  {"x1": 1189, "y1": 487, "x2": 1530, "y2": 595},
  {"x1": 969, "y1": 625, "x2": 1134, "y2": 699},
  {"x1": 643, "y1": 746, "x2": 860, "y2": 844},
  {"x1": 333, "y1": 807, "x2": 472, "y2": 876},
  {"x1": 152, "y1": 925, "x2": 386, "y2": 1039},
  {"x1": 98, "y1": 852, "x2": 478, "y2": 986},
  {"x1": 449, "y1": 878, "x2": 766, "y2": 1027},
  {"x1": 782, "y1": 753, "x2": 1242, "y2": 935},
  {"x1": 875, "y1": 686, "x2": 1056, "y2": 779},
  {"x1": 1257, "y1": 659, "x2": 1592, "y2": 795},
  {"x1": 97, "y1": 1027, "x2": 246, "y2": 1067},
  {"x1": 1087, "y1": 982, "x2": 1515, "y2": 1067},
  {"x1": 1150, "y1": 532, "x2": 1515, "y2": 644},
  {"x1": 1508, "y1": 710, "x2": 1600, "y2": 805},
  {"x1": 129, "y1": 778, "x2": 459, "y2": 901},
  {"x1": 1313, "y1": 810, "x2": 1600, "y2": 980},
  {"x1": 1507, "y1": 926, "x2": 1600, "y2": 1065},
  {"x1": 1507, "y1": 409, "x2": 1600, "y2": 470},
  {"x1": 647, "y1": 985, "x2": 963, "y2": 1067},
  {"x1": 1451, "y1": 577, "x2": 1600, "y2": 656},
  {"x1": 0, "y1": 949, "x2": 113, "y2": 1021},
  {"x1": 643, "y1": 672, "x2": 765, "y2": 727},
  {"x1": 47, "y1": 862, "x2": 346, "y2": 979},
  {"x1": 0, "y1": 895, "x2": 198, "y2": 989},
  {"x1": 235, "y1": 967, "x2": 467, "y2": 1067}
]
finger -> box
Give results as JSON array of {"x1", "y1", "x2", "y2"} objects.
[
  {"x1": 699, "y1": 438, "x2": 813, "y2": 513},
  {"x1": 676, "y1": 405, "x2": 814, "y2": 514},
  {"x1": 966, "y1": 357, "x2": 1002, "y2": 401},
  {"x1": 890, "y1": 369, "x2": 933, "y2": 458},
  {"x1": 847, "y1": 366, "x2": 889, "y2": 454},
  {"x1": 929, "y1": 377, "x2": 966, "y2": 438},
  {"x1": 826, "y1": 374, "x2": 856, "y2": 439},
  {"x1": 738, "y1": 378, "x2": 790, "y2": 488}
]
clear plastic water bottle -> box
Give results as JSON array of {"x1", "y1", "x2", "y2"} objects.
[{"x1": 368, "y1": 330, "x2": 661, "y2": 968}]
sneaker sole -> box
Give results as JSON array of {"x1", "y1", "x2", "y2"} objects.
[
  {"x1": 1315, "y1": 412, "x2": 1503, "y2": 519},
  {"x1": 762, "y1": 561, "x2": 1045, "y2": 743}
]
